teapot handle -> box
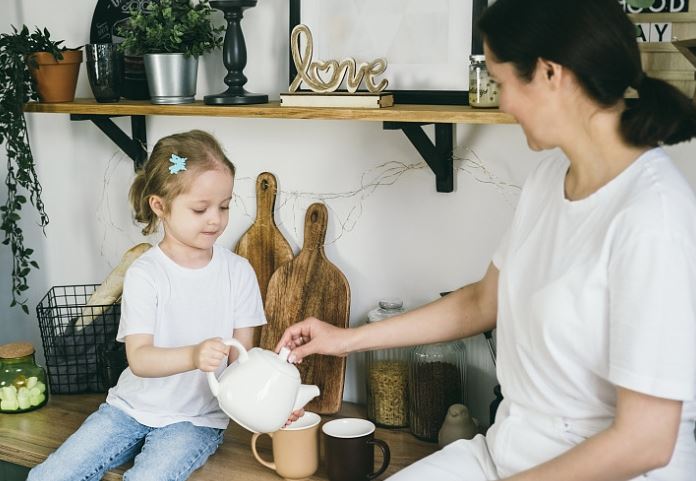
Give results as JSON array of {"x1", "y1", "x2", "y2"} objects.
[{"x1": 207, "y1": 338, "x2": 250, "y2": 397}]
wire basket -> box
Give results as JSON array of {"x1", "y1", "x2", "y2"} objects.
[{"x1": 36, "y1": 285, "x2": 126, "y2": 394}]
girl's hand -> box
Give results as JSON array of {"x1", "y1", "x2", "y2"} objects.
[
  {"x1": 275, "y1": 317, "x2": 351, "y2": 363},
  {"x1": 283, "y1": 408, "x2": 305, "y2": 428},
  {"x1": 193, "y1": 337, "x2": 230, "y2": 372}
]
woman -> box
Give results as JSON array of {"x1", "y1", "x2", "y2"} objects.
[{"x1": 277, "y1": 1, "x2": 696, "y2": 480}]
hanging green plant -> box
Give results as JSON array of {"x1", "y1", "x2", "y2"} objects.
[{"x1": 0, "y1": 26, "x2": 67, "y2": 313}]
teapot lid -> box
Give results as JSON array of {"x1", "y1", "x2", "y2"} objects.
[{"x1": 257, "y1": 347, "x2": 300, "y2": 379}]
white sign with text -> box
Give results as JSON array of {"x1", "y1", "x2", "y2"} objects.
[
  {"x1": 620, "y1": 0, "x2": 689, "y2": 13},
  {"x1": 635, "y1": 22, "x2": 673, "y2": 42}
]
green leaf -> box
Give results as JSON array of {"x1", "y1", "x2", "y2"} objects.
[{"x1": 627, "y1": 0, "x2": 656, "y2": 8}]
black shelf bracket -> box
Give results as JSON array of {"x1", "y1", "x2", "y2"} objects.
[
  {"x1": 70, "y1": 114, "x2": 147, "y2": 170},
  {"x1": 383, "y1": 122, "x2": 454, "y2": 193}
]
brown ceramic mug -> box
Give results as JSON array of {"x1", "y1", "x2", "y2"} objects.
[
  {"x1": 322, "y1": 418, "x2": 390, "y2": 481},
  {"x1": 251, "y1": 412, "x2": 321, "y2": 481}
]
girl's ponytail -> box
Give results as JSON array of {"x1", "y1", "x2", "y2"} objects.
[
  {"x1": 621, "y1": 75, "x2": 696, "y2": 146},
  {"x1": 128, "y1": 170, "x2": 158, "y2": 235}
]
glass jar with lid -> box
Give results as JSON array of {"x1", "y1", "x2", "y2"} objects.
[
  {"x1": 365, "y1": 298, "x2": 410, "y2": 428},
  {"x1": 408, "y1": 340, "x2": 466, "y2": 441},
  {"x1": 469, "y1": 54, "x2": 499, "y2": 108},
  {"x1": 0, "y1": 342, "x2": 48, "y2": 413}
]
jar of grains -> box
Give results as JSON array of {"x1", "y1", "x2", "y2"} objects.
[
  {"x1": 365, "y1": 298, "x2": 409, "y2": 428},
  {"x1": 408, "y1": 341, "x2": 466, "y2": 441},
  {"x1": 469, "y1": 54, "x2": 499, "y2": 108},
  {"x1": 0, "y1": 342, "x2": 48, "y2": 413}
]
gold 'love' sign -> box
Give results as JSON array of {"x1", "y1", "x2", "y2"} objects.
[{"x1": 289, "y1": 24, "x2": 389, "y2": 94}]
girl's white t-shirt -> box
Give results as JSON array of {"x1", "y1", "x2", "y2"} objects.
[
  {"x1": 491, "y1": 148, "x2": 696, "y2": 477},
  {"x1": 106, "y1": 245, "x2": 266, "y2": 429}
]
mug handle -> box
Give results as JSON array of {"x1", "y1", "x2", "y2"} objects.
[
  {"x1": 251, "y1": 432, "x2": 276, "y2": 471},
  {"x1": 367, "y1": 438, "x2": 390, "y2": 480}
]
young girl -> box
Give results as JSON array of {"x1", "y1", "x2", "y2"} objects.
[{"x1": 29, "y1": 130, "x2": 267, "y2": 481}]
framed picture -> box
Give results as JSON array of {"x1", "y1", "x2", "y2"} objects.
[{"x1": 289, "y1": 0, "x2": 490, "y2": 105}]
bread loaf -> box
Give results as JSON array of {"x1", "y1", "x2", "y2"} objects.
[{"x1": 75, "y1": 243, "x2": 152, "y2": 331}]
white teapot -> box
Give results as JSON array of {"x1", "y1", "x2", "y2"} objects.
[{"x1": 207, "y1": 338, "x2": 320, "y2": 433}]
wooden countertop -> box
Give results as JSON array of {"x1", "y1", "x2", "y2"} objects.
[{"x1": 0, "y1": 394, "x2": 437, "y2": 481}]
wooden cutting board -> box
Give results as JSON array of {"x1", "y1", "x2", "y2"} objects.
[
  {"x1": 262, "y1": 203, "x2": 351, "y2": 414},
  {"x1": 234, "y1": 172, "x2": 294, "y2": 347}
]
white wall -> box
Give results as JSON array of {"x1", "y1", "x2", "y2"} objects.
[{"x1": 2, "y1": 0, "x2": 696, "y2": 427}]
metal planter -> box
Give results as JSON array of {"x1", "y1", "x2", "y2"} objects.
[{"x1": 143, "y1": 53, "x2": 198, "y2": 104}]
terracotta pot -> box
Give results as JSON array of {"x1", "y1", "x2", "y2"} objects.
[{"x1": 29, "y1": 50, "x2": 83, "y2": 103}]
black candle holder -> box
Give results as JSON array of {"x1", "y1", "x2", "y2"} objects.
[{"x1": 205, "y1": 0, "x2": 268, "y2": 105}]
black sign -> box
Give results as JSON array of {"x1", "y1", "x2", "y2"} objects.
[
  {"x1": 89, "y1": 0, "x2": 152, "y2": 44},
  {"x1": 620, "y1": 0, "x2": 690, "y2": 13}
]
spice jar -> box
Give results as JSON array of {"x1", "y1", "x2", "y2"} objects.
[
  {"x1": 469, "y1": 54, "x2": 499, "y2": 108},
  {"x1": 365, "y1": 298, "x2": 409, "y2": 428},
  {"x1": 0, "y1": 342, "x2": 48, "y2": 413},
  {"x1": 408, "y1": 341, "x2": 466, "y2": 441}
]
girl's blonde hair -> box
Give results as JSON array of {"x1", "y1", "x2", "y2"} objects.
[{"x1": 129, "y1": 130, "x2": 235, "y2": 235}]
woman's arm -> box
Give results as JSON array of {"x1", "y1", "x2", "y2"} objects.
[
  {"x1": 276, "y1": 262, "x2": 499, "y2": 362},
  {"x1": 505, "y1": 387, "x2": 682, "y2": 481},
  {"x1": 125, "y1": 335, "x2": 229, "y2": 377}
]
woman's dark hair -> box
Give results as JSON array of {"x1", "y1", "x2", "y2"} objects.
[{"x1": 478, "y1": 0, "x2": 696, "y2": 146}]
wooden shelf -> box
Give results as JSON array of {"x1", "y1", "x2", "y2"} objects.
[
  {"x1": 25, "y1": 98, "x2": 515, "y2": 192},
  {"x1": 628, "y1": 12, "x2": 696, "y2": 23},
  {"x1": 25, "y1": 99, "x2": 516, "y2": 125}
]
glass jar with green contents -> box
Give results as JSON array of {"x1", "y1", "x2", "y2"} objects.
[
  {"x1": 0, "y1": 342, "x2": 48, "y2": 413},
  {"x1": 365, "y1": 298, "x2": 410, "y2": 428}
]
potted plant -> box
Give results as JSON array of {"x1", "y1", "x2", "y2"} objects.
[
  {"x1": 117, "y1": 0, "x2": 224, "y2": 104},
  {"x1": 0, "y1": 26, "x2": 81, "y2": 313}
]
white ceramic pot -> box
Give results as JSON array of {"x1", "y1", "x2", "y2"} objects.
[{"x1": 207, "y1": 339, "x2": 320, "y2": 433}]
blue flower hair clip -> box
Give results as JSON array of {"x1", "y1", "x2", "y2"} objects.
[{"x1": 169, "y1": 154, "x2": 187, "y2": 174}]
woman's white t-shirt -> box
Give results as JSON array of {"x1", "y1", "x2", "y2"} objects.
[
  {"x1": 491, "y1": 148, "x2": 696, "y2": 478},
  {"x1": 106, "y1": 245, "x2": 266, "y2": 429}
]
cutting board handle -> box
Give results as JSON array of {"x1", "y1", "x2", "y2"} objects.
[
  {"x1": 303, "y1": 203, "x2": 328, "y2": 250},
  {"x1": 256, "y1": 172, "x2": 278, "y2": 223}
]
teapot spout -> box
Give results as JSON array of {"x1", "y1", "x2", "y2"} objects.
[{"x1": 293, "y1": 384, "x2": 320, "y2": 412}]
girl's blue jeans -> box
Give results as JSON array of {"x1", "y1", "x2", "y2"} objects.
[{"x1": 27, "y1": 403, "x2": 224, "y2": 481}]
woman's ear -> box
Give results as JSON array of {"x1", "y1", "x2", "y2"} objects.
[
  {"x1": 149, "y1": 195, "x2": 166, "y2": 218},
  {"x1": 537, "y1": 58, "x2": 563, "y2": 89}
]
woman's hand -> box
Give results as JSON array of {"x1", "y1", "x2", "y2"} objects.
[
  {"x1": 275, "y1": 317, "x2": 352, "y2": 363},
  {"x1": 283, "y1": 408, "x2": 305, "y2": 428},
  {"x1": 193, "y1": 337, "x2": 230, "y2": 372}
]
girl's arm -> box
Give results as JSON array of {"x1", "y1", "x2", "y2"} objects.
[
  {"x1": 229, "y1": 327, "x2": 255, "y2": 363},
  {"x1": 277, "y1": 263, "x2": 500, "y2": 362},
  {"x1": 505, "y1": 387, "x2": 682, "y2": 481},
  {"x1": 125, "y1": 335, "x2": 229, "y2": 377}
]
